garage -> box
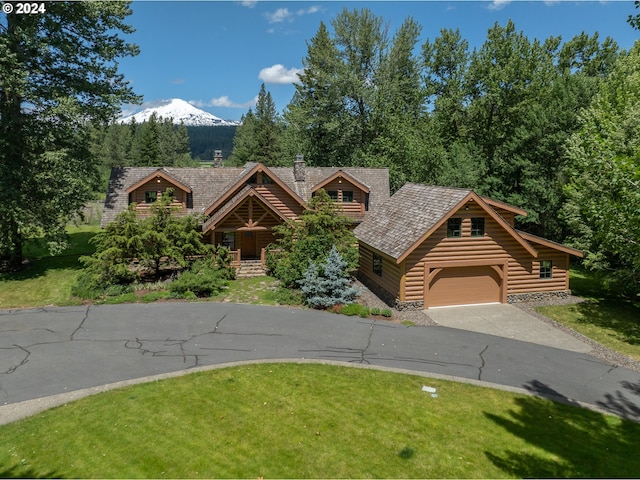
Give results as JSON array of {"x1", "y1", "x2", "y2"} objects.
[{"x1": 427, "y1": 266, "x2": 502, "y2": 308}]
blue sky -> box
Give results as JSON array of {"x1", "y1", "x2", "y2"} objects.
[{"x1": 118, "y1": 1, "x2": 640, "y2": 121}]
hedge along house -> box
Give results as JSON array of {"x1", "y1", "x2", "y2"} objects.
[
  {"x1": 354, "y1": 183, "x2": 583, "y2": 309},
  {"x1": 101, "y1": 156, "x2": 390, "y2": 267}
]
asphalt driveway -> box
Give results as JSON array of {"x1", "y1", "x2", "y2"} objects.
[
  {"x1": 426, "y1": 304, "x2": 591, "y2": 353},
  {"x1": 1, "y1": 303, "x2": 639, "y2": 425}
]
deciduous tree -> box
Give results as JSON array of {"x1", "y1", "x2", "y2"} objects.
[{"x1": 562, "y1": 43, "x2": 640, "y2": 298}]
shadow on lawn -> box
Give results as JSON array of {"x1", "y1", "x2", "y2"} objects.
[
  {"x1": 571, "y1": 300, "x2": 640, "y2": 346},
  {"x1": 0, "y1": 464, "x2": 60, "y2": 479},
  {"x1": 1, "y1": 230, "x2": 97, "y2": 282},
  {"x1": 484, "y1": 380, "x2": 640, "y2": 478}
]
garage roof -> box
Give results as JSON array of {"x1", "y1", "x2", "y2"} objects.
[{"x1": 354, "y1": 183, "x2": 580, "y2": 263}]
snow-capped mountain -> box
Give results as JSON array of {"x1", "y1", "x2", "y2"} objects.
[{"x1": 118, "y1": 98, "x2": 240, "y2": 126}]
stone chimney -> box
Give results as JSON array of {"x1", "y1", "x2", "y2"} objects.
[
  {"x1": 213, "y1": 150, "x2": 223, "y2": 168},
  {"x1": 293, "y1": 154, "x2": 305, "y2": 182}
]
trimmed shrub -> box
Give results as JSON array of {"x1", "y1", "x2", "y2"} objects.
[
  {"x1": 340, "y1": 303, "x2": 370, "y2": 317},
  {"x1": 381, "y1": 308, "x2": 393, "y2": 318},
  {"x1": 168, "y1": 260, "x2": 229, "y2": 298}
]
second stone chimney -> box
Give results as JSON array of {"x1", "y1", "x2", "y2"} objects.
[
  {"x1": 293, "y1": 154, "x2": 305, "y2": 182},
  {"x1": 213, "y1": 150, "x2": 223, "y2": 168}
]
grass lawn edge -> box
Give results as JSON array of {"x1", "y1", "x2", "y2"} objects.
[{"x1": 0, "y1": 357, "x2": 621, "y2": 428}]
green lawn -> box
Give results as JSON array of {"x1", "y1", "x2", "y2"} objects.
[
  {"x1": 1, "y1": 363, "x2": 638, "y2": 479},
  {"x1": 536, "y1": 269, "x2": 640, "y2": 361},
  {"x1": 0, "y1": 225, "x2": 99, "y2": 309}
]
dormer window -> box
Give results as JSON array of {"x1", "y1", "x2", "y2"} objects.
[
  {"x1": 342, "y1": 191, "x2": 354, "y2": 203},
  {"x1": 471, "y1": 218, "x2": 485, "y2": 237},
  {"x1": 447, "y1": 218, "x2": 462, "y2": 238},
  {"x1": 145, "y1": 191, "x2": 157, "y2": 204},
  {"x1": 327, "y1": 190, "x2": 339, "y2": 201}
]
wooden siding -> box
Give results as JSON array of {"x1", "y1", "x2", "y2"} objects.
[
  {"x1": 402, "y1": 203, "x2": 570, "y2": 304},
  {"x1": 129, "y1": 178, "x2": 187, "y2": 215},
  {"x1": 319, "y1": 179, "x2": 366, "y2": 219},
  {"x1": 493, "y1": 209, "x2": 515, "y2": 226},
  {"x1": 253, "y1": 184, "x2": 304, "y2": 220},
  {"x1": 257, "y1": 230, "x2": 275, "y2": 253},
  {"x1": 358, "y1": 244, "x2": 401, "y2": 299}
]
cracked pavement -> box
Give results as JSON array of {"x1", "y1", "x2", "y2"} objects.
[{"x1": 1, "y1": 302, "x2": 639, "y2": 422}]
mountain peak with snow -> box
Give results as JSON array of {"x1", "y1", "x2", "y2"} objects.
[{"x1": 119, "y1": 99, "x2": 240, "y2": 127}]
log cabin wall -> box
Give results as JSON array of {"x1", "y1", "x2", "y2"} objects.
[
  {"x1": 358, "y1": 244, "x2": 401, "y2": 301},
  {"x1": 402, "y1": 203, "x2": 570, "y2": 302},
  {"x1": 252, "y1": 182, "x2": 305, "y2": 220},
  {"x1": 129, "y1": 179, "x2": 187, "y2": 215},
  {"x1": 317, "y1": 178, "x2": 366, "y2": 219}
]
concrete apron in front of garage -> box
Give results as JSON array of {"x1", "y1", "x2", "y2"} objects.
[{"x1": 426, "y1": 303, "x2": 591, "y2": 353}]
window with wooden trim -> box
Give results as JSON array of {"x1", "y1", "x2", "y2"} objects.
[
  {"x1": 447, "y1": 218, "x2": 462, "y2": 238},
  {"x1": 373, "y1": 253, "x2": 382, "y2": 276},
  {"x1": 342, "y1": 191, "x2": 354, "y2": 203},
  {"x1": 471, "y1": 218, "x2": 485, "y2": 237},
  {"x1": 145, "y1": 191, "x2": 157, "y2": 204},
  {"x1": 327, "y1": 190, "x2": 339, "y2": 201},
  {"x1": 540, "y1": 260, "x2": 552, "y2": 279},
  {"x1": 221, "y1": 232, "x2": 235, "y2": 249}
]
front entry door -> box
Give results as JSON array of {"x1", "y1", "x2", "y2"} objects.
[{"x1": 241, "y1": 231, "x2": 257, "y2": 258}]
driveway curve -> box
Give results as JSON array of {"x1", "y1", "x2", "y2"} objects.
[{"x1": 1, "y1": 303, "x2": 639, "y2": 424}]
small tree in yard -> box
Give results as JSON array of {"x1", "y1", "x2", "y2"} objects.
[
  {"x1": 299, "y1": 246, "x2": 358, "y2": 309},
  {"x1": 76, "y1": 192, "x2": 232, "y2": 294},
  {"x1": 267, "y1": 189, "x2": 358, "y2": 287}
]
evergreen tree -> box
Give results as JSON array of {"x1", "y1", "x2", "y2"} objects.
[
  {"x1": 230, "y1": 84, "x2": 284, "y2": 166},
  {"x1": 0, "y1": 1, "x2": 139, "y2": 270},
  {"x1": 139, "y1": 112, "x2": 163, "y2": 166},
  {"x1": 229, "y1": 109, "x2": 259, "y2": 166},
  {"x1": 299, "y1": 246, "x2": 358, "y2": 309},
  {"x1": 364, "y1": 16, "x2": 432, "y2": 191},
  {"x1": 79, "y1": 192, "x2": 219, "y2": 289},
  {"x1": 283, "y1": 22, "x2": 347, "y2": 167}
]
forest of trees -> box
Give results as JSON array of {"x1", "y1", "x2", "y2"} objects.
[
  {"x1": 229, "y1": 7, "x2": 639, "y2": 297},
  {"x1": 92, "y1": 113, "x2": 194, "y2": 169}
]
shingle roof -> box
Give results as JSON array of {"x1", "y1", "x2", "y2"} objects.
[
  {"x1": 101, "y1": 164, "x2": 390, "y2": 227},
  {"x1": 353, "y1": 183, "x2": 472, "y2": 260}
]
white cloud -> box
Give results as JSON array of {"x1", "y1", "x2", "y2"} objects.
[
  {"x1": 191, "y1": 96, "x2": 256, "y2": 109},
  {"x1": 264, "y1": 5, "x2": 321, "y2": 24},
  {"x1": 265, "y1": 8, "x2": 292, "y2": 24},
  {"x1": 239, "y1": 0, "x2": 257, "y2": 8},
  {"x1": 487, "y1": 0, "x2": 511, "y2": 10},
  {"x1": 296, "y1": 5, "x2": 321, "y2": 16},
  {"x1": 258, "y1": 64, "x2": 302, "y2": 84}
]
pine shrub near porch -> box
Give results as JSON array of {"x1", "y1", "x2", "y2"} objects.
[{"x1": 266, "y1": 189, "x2": 358, "y2": 288}]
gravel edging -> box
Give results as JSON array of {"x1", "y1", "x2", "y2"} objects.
[
  {"x1": 355, "y1": 279, "x2": 640, "y2": 372},
  {"x1": 353, "y1": 279, "x2": 437, "y2": 326}
]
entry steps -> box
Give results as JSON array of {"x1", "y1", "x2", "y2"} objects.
[{"x1": 235, "y1": 259, "x2": 268, "y2": 279}]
